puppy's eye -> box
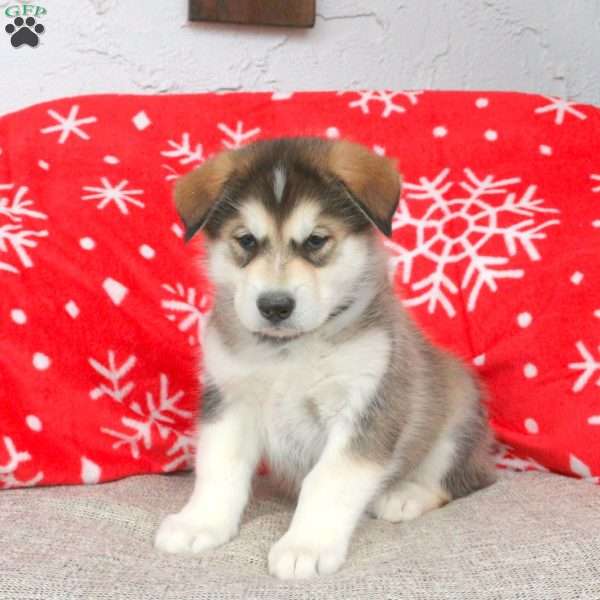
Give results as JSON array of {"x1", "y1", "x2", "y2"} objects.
[
  {"x1": 304, "y1": 234, "x2": 329, "y2": 251},
  {"x1": 236, "y1": 234, "x2": 257, "y2": 251}
]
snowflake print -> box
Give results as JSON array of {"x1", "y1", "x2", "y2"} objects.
[
  {"x1": 161, "y1": 283, "x2": 211, "y2": 345},
  {"x1": 89, "y1": 352, "x2": 194, "y2": 470},
  {"x1": 569, "y1": 341, "x2": 600, "y2": 393},
  {"x1": 494, "y1": 443, "x2": 548, "y2": 474},
  {"x1": 591, "y1": 174, "x2": 600, "y2": 193},
  {"x1": 81, "y1": 178, "x2": 144, "y2": 214},
  {"x1": 160, "y1": 133, "x2": 204, "y2": 181},
  {"x1": 534, "y1": 96, "x2": 587, "y2": 125},
  {"x1": 161, "y1": 133, "x2": 204, "y2": 166},
  {"x1": 164, "y1": 429, "x2": 196, "y2": 472},
  {"x1": 385, "y1": 169, "x2": 560, "y2": 317},
  {"x1": 40, "y1": 105, "x2": 97, "y2": 144},
  {"x1": 0, "y1": 183, "x2": 48, "y2": 274},
  {"x1": 0, "y1": 436, "x2": 43, "y2": 489},
  {"x1": 218, "y1": 121, "x2": 261, "y2": 149},
  {"x1": 100, "y1": 373, "x2": 192, "y2": 462},
  {"x1": 343, "y1": 90, "x2": 423, "y2": 118},
  {"x1": 89, "y1": 351, "x2": 137, "y2": 402}
]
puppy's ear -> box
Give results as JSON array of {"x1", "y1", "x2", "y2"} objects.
[
  {"x1": 327, "y1": 141, "x2": 401, "y2": 237},
  {"x1": 173, "y1": 151, "x2": 236, "y2": 241}
]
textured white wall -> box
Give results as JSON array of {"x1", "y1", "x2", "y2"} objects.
[{"x1": 2, "y1": 0, "x2": 600, "y2": 116}]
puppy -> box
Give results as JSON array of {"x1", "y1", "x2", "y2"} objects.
[{"x1": 155, "y1": 137, "x2": 496, "y2": 579}]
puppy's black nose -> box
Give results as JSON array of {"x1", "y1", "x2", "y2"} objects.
[{"x1": 257, "y1": 293, "x2": 295, "y2": 324}]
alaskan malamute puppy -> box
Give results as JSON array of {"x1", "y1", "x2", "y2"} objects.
[{"x1": 155, "y1": 137, "x2": 496, "y2": 579}]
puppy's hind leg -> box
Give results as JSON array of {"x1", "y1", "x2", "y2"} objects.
[{"x1": 371, "y1": 480, "x2": 448, "y2": 523}]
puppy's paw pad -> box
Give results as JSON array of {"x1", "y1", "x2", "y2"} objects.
[
  {"x1": 372, "y1": 482, "x2": 445, "y2": 523},
  {"x1": 154, "y1": 513, "x2": 233, "y2": 555},
  {"x1": 268, "y1": 537, "x2": 346, "y2": 579}
]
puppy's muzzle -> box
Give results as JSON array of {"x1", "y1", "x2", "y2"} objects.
[{"x1": 257, "y1": 293, "x2": 295, "y2": 324}]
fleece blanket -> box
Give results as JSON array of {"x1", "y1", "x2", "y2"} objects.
[{"x1": 0, "y1": 90, "x2": 599, "y2": 488}]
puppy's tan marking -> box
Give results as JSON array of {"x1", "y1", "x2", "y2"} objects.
[{"x1": 327, "y1": 140, "x2": 401, "y2": 236}]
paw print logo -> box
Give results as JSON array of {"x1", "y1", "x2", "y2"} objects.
[{"x1": 5, "y1": 16, "x2": 45, "y2": 48}]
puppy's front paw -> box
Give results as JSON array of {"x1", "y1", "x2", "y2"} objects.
[
  {"x1": 268, "y1": 534, "x2": 347, "y2": 579},
  {"x1": 154, "y1": 513, "x2": 235, "y2": 555}
]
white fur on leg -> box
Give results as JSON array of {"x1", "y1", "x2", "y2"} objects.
[
  {"x1": 268, "y1": 429, "x2": 384, "y2": 580},
  {"x1": 371, "y1": 481, "x2": 446, "y2": 523},
  {"x1": 155, "y1": 402, "x2": 260, "y2": 554}
]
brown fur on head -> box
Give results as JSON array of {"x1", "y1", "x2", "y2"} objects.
[
  {"x1": 173, "y1": 137, "x2": 402, "y2": 340},
  {"x1": 174, "y1": 137, "x2": 401, "y2": 241}
]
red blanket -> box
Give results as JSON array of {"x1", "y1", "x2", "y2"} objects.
[{"x1": 1, "y1": 91, "x2": 598, "y2": 488}]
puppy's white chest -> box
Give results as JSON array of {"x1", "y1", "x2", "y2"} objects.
[{"x1": 260, "y1": 349, "x2": 338, "y2": 477}]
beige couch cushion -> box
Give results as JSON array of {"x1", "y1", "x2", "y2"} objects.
[{"x1": 1, "y1": 471, "x2": 598, "y2": 599}]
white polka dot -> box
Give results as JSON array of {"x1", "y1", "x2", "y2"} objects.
[
  {"x1": 432, "y1": 126, "x2": 448, "y2": 138},
  {"x1": 570, "y1": 271, "x2": 583, "y2": 285},
  {"x1": 65, "y1": 300, "x2": 80, "y2": 319},
  {"x1": 593, "y1": 220, "x2": 600, "y2": 228},
  {"x1": 517, "y1": 312, "x2": 532, "y2": 328},
  {"x1": 326, "y1": 127, "x2": 340, "y2": 139},
  {"x1": 373, "y1": 145, "x2": 386, "y2": 156},
  {"x1": 81, "y1": 457, "x2": 102, "y2": 485},
  {"x1": 38, "y1": 160, "x2": 50, "y2": 171},
  {"x1": 139, "y1": 244, "x2": 155, "y2": 259},
  {"x1": 103, "y1": 277, "x2": 128, "y2": 305},
  {"x1": 484, "y1": 129, "x2": 498, "y2": 141},
  {"x1": 473, "y1": 354, "x2": 486, "y2": 367},
  {"x1": 523, "y1": 363, "x2": 538, "y2": 378},
  {"x1": 475, "y1": 97, "x2": 489, "y2": 108},
  {"x1": 33, "y1": 352, "x2": 51, "y2": 370},
  {"x1": 80, "y1": 237, "x2": 96, "y2": 250},
  {"x1": 539, "y1": 144, "x2": 552, "y2": 156},
  {"x1": 103, "y1": 155, "x2": 120, "y2": 165},
  {"x1": 524, "y1": 418, "x2": 539, "y2": 434},
  {"x1": 10, "y1": 308, "x2": 27, "y2": 325},
  {"x1": 132, "y1": 110, "x2": 151, "y2": 130},
  {"x1": 171, "y1": 223, "x2": 184, "y2": 239},
  {"x1": 594, "y1": 309, "x2": 600, "y2": 319},
  {"x1": 26, "y1": 415, "x2": 42, "y2": 432}
]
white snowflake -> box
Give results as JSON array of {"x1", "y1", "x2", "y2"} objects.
[
  {"x1": 160, "y1": 133, "x2": 204, "y2": 181},
  {"x1": 100, "y1": 373, "x2": 192, "y2": 461},
  {"x1": 385, "y1": 168, "x2": 560, "y2": 317},
  {"x1": 0, "y1": 436, "x2": 44, "y2": 489},
  {"x1": 494, "y1": 442, "x2": 548, "y2": 474},
  {"x1": 0, "y1": 183, "x2": 48, "y2": 274},
  {"x1": 163, "y1": 429, "x2": 196, "y2": 472},
  {"x1": 591, "y1": 174, "x2": 600, "y2": 193},
  {"x1": 89, "y1": 351, "x2": 137, "y2": 402},
  {"x1": 568, "y1": 341, "x2": 600, "y2": 393},
  {"x1": 534, "y1": 96, "x2": 587, "y2": 125},
  {"x1": 162, "y1": 165, "x2": 180, "y2": 183},
  {"x1": 161, "y1": 133, "x2": 204, "y2": 165},
  {"x1": 89, "y1": 354, "x2": 195, "y2": 470},
  {"x1": 343, "y1": 90, "x2": 423, "y2": 118},
  {"x1": 81, "y1": 178, "x2": 144, "y2": 214},
  {"x1": 161, "y1": 283, "x2": 211, "y2": 346},
  {"x1": 218, "y1": 121, "x2": 261, "y2": 149},
  {"x1": 40, "y1": 105, "x2": 97, "y2": 144}
]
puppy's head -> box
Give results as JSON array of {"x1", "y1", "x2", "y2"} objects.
[{"x1": 175, "y1": 137, "x2": 401, "y2": 341}]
